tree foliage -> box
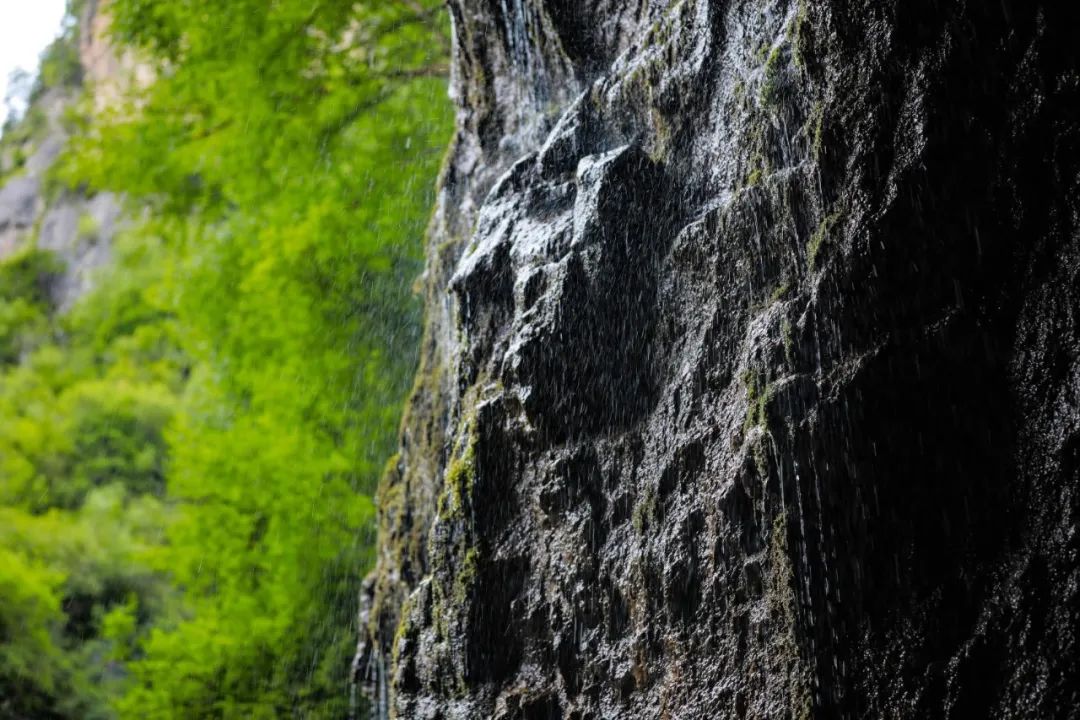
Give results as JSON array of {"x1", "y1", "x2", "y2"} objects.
[{"x1": 1, "y1": 0, "x2": 451, "y2": 716}]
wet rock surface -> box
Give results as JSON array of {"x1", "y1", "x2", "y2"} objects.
[{"x1": 358, "y1": 1, "x2": 1080, "y2": 717}]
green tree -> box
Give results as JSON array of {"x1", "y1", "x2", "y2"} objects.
[
  {"x1": 55, "y1": 0, "x2": 452, "y2": 716},
  {"x1": 1, "y1": 0, "x2": 450, "y2": 715}
]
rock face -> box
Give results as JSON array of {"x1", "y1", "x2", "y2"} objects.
[
  {"x1": 0, "y1": 2, "x2": 129, "y2": 309},
  {"x1": 78, "y1": 0, "x2": 154, "y2": 113},
  {"x1": 357, "y1": 1, "x2": 1080, "y2": 717},
  {"x1": 0, "y1": 88, "x2": 121, "y2": 310}
]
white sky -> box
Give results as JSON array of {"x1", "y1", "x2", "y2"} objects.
[{"x1": 0, "y1": 0, "x2": 69, "y2": 119}]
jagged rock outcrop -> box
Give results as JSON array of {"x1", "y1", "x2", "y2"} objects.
[{"x1": 357, "y1": 1, "x2": 1080, "y2": 717}]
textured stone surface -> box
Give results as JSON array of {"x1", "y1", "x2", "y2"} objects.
[
  {"x1": 0, "y1": 176, "x2": 40, "y2": 234},
  {"x1": 357, "y1": 1, "x2": 1080, "y2": 717},
  {"x1": 37, "y1": 189, "x2": 119, "y2": 309}
]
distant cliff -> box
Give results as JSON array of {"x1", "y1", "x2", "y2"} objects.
[
  {"x1": 358, "y1": 1, "x2": 1080, "y2": 718},
  {"x1": 0, "y1": 0, "x2": 141, "y2": 309}
]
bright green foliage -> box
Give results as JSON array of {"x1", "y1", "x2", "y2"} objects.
[
  {"x1": 0, "y1": 245, "x2": 64, "y2": 307},
  {"x1": 0, "y1": 227, "x2": 182, "y2": 719},
  {"x1": 0, "y1": 298, "x2": 50, "y2": 365},
  {"x1": 2, "y1": 0, "x2": 452, "y2": 717},
  {"x1": 0, "y1": 546, "x2": 67, "y2": 718},
  {"x1": 77, "y1": 212, "x2": 100, "y2": 240},
  {"x1": 0, "y1": 247, "x2": 62, "y2": 365}
]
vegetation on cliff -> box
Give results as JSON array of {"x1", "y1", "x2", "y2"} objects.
[{"x1": 0, "y1": 1, "x2": 451, "y2": 717}]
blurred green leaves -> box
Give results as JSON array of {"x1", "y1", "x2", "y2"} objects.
[{"x1": 1, "y1": 0, "x2": 451, "y2": 716}]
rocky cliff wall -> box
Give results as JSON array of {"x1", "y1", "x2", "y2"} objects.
[{"x1": 357, "y1": 1, "x2": 1080, "y2": 718}]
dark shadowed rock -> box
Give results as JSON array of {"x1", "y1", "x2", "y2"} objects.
[{"x1": 358, "y1": 1, "x2": 1080, "y2": 718}]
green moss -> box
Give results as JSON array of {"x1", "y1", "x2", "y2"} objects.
[
  {"x1": 390, "y1": 591, "x2": 416, "y2": 668},
  {"x1": 752, "y1": 435, "x2": 770, "y2": 479},
  {"x1": 431, "y1": 544, "x2": 484, "y2": 698},
  {"x1": 77, "y1": 212, "x2": 100, "y2": 241},
  {"x1": 781, "y1": 319, "x2": 794, "y2": 364},
  {"x1": 807, "y1": 231, "x2": 825, "y2": 269},
  {"x1": 745, "y1": 148, "x2": 767, "y2": 188},
  {"x1": 741, "y1": 369, "x2": 776, "y2": 434},
  {"x1": 741, "y1": 113, "x2": 771, "y2": 191},
  {"x1": 631, "y1": 484, "x2": 657, "y2": 534},
  {"x1": 454, "y1": 547, "x2": 480, "y2": 606},
  {"x1": 790, "y1": 0, "x2": 811, "y2": 70},
  {"x1": 628, "y1": 43, "x2": 679, "y2": 164},
  {"x1": 427, "y1": 414, "x2": 483, "y2": 682},
  {"x1": 748, "y1": 279, "x2": 791, "y2": 316},
  {"x1": 375, "y1": 453, "x2": 405, "y2": 528},
  {"x1": 437, "y1": 439, "x2": 475, "y2": 521},
  {"x1": 367, "y1": 452, "x2": 416, "y2": 648},
  {"x1": 808, "y1": 100, "x2": 825, "y2": 160},
  {"x1": 379, "y1": 451, "x2": 402, "y2": 486},
  {"x1": 760, "y1": 45, "x2": 785, "y2": 108},
  {"x1": 770, "y1": 281, "x2": 791, "y2": 304},
  {"x1": 807, "y1": 210, "x2": 841, "y2": 271},
  {"x1": 767, "y1": 511, "x2": 813, "y2": 719},
  {"x1": 649, "y1": 106, "x2": 673, "y2": 162},
  {"x1": 431, "y1": 478, "x2": 483, "y2": 697}
]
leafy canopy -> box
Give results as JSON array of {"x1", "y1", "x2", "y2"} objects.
[{"x1": 1, "y1": 0, "x2": 451, "y2": 717}]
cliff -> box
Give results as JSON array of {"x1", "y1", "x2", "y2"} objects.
[
  {"x1": 0, "y1": 0, "x2": 138, "y2": 309},
  {"x1": 357, "y1": 1, "x2": 1080, "y2": 717}
]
